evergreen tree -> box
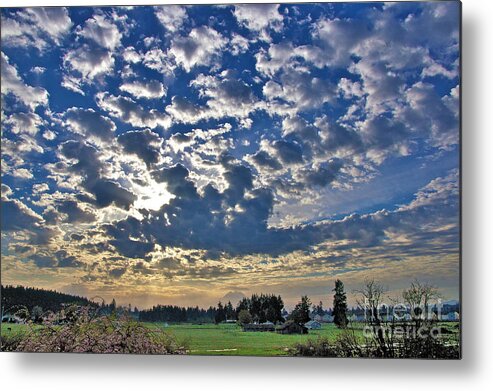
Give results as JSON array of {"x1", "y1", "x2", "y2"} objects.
[
  {"x1": 215, "y1": 302, "x2": 226, "y2": 324},
  {"x1": 333, "y1": 280, "x2": 348, "y2": 328},
  {"x1": 290, "y1": 296, "x2": 311, "y2": 325}
]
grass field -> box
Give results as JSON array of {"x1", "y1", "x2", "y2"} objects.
[
  {"x1": 150, "y1": 322, "x2": 360, "y2": 356},
  {"x1": 1, "y1": 321, "x2": 459, "y2": 356}
]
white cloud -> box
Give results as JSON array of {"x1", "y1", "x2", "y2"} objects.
[
  {"x1": 1, "y1": 52, "x2": 49, "y2": 110},
  {"x1": 167, "y1": 71, "x2": 260, "y2": 125},
  {"x1": 1, "y1": 7, "x2": 72, "y2": 50},
  {"x1": 142, "y1": 48, "x2": 175, "y2": 76},
  {"x1": 4, "y1": 112, "x2": 43, "y2": 136},
  {"x1": 96, "y1": 92, "x2": 171, "y2": 129},
  {"x1": 120, "y1": 80, "x2": 166, "y2": 99},
  {"x1": 169, "y1": 26, "x2": 227, "y2": 72},
  {"x1": 12, "y1": 168, "x2": 34, "y2": 179},
  {"x1": 32, "y1": 183, "x2": 50, "y2": 194},
  {"x1": 155, "y1": 5, "x2": 187, "y2": 33},
  {"x1": 62, "y1": 44, "x2": 114, "y2": 91},
  {"x1": 43, "y1": 130, "x2": 57, "y2": 141},
  {"x1": 64, "y1": 107, "x2": 116, "y2": 142},
  {"x1": 122, "y1": 47, "x2": 141, "y2": 63},
  {"x1": 234, "y1": 4, "x2": 283, "y2": 32},
  {"x1": 31, "y1": 66, "x2": 46, "y2": 75},
  {"x1": 79, "y1": 13, "x2": 122, "y2": 50}
]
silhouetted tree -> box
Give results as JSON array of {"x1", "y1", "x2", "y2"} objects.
[
  {"x1": 333, "y1": 280, "x2": 348, "y2": 328},
  {"x1": 290, "y1": 296, "x2": 311, "y2": 325}
]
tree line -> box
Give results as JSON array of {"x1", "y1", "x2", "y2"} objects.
[
  {"x1": 138, "y1": 304, "x2": 217, "y2": 323},
  {"x1": 1, "y1": 285, "x2": 94, "y2": 315}
]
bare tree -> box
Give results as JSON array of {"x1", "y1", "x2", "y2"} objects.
[
  {"x1": 402, "y1": 280, "x2": 440, "y2": 326},
  {"x1": 355, "y1": 279, "x2": 388, "y2": 355}
]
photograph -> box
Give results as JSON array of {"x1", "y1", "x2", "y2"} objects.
[{"x1": 1, "y1": 1, "x2": 461, "y2": 359}]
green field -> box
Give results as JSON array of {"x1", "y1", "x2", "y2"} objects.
[
  {"x1": 1, "y1": 321, "x2": 459, "y2": 356},
  {"x1": 148, "y1": 322, "x2": 364, "y2": 356}
]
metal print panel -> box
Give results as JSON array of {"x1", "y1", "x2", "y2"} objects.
[{"x1": 0, "y1": 1, "x2": 461, "y2": 358}]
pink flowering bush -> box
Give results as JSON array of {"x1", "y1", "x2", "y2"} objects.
[{"x1": 3, "y1": 305, "x2": 186, "y2": 354}]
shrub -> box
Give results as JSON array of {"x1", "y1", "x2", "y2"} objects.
[
  {"x1": 5, "y1": 305, "x2": 187, "y2": 354},
  {"x1": 237, "y1": 309, "x2": 252, "y2": 325}
]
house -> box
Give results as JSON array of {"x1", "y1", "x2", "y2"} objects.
[
  {"x1": 1, "y1": 314, "x2": 23, "y2": 323},
  {"x1": 243, "y1": 323, "x2": 275, "y2": 332},
  {"x1": 447, "y1": 312, "x2": 460, "y2": 321},
  {"x1": 349, "y1": 313, "x2": 365, "y2": 322},
  {"x1": 322, "y1": 314, "x2": 334, "y2": 323},
  {"x1": 314, "y1": 314, "x2": 323, "y2": 322},
  {"x1": 305, "y1": 320, "x2": 322, "y2": 330},
  {"x1": 262, "y1": 321, "x2": 274, "y2": 325},
  {"x1": 276, "y1": 321, "x2": 308, "y2": 335}
]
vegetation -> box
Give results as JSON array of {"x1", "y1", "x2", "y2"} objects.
[
  {"x1": 1, "y1": 285, "x2": 94, "y2": 314},
  {"x1": 1, "y1": 305, "x2": 186, "y2": 354},
  {"x1": 237, "y1": 309, "x2": 253, "y2": 325},
  {"x1": 291, "y1": 279, "x2": 460, "y2": 359},
  {"x1": 139, "y1": 304, "x2": 216, "y2": 323},
  {"x1": 332, "y1": 279, "x2": 348, "y2": 328},
  {"x1": 289, "y1": 295, "x2": 311, "y2": 325},
  {"x1": 235, "y1": 294, "x2": 284, "y2": 324},
  {"x1": 1, "y1": 282, "x2": 460, "y2": 357}
]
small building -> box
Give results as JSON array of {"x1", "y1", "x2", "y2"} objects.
[
  {"x1": 1, "y1": 314, "x2": 23, "y2": 323},
  {"x1": 243, "y1": 323, "x2": 275, "y2": 332},
  {"x1": 447, "y1": 312, "x2": 460, "y2": 321},
  {"x1": 305, "y1": 320, "x2": 322, "y2": 330},
  {"x1": 276, "y1": 321, "x2": 308, "y2": 335},
  {"x1": 322, "y1": 314, "x2": 334, "y2": 323}
]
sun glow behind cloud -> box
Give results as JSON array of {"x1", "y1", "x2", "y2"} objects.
[{"x1": 1, "y1": 2, "x2": 460, "y2": 308}]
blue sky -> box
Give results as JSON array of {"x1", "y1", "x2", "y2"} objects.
[{"x1": 1, "y1": 2, "x2": 460, "y2": 308}]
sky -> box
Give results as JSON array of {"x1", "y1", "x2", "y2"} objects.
[{"x1": 0, "y1": 2, "x2": 460, "y2": 309}]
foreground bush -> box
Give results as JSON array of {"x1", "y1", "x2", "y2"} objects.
[
  {"x1": 289, "y1": 330, "x2": 460, "y2": 359},
  {"x1": 1, "y1": 306, "x2": 186, "y2": 354}
]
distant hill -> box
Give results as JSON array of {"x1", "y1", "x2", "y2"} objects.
[{"x1": 1, "y1": 285, "x2": 95, "y2": 314}]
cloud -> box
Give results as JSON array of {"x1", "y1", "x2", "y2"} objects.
[
  {"x1": 4, "y1": 112, "x2": 43, "y2": 136},
  {"x1": 63, "y1": 45, "x2": 114, "y2": 84},
  {"x1": 233, "y1": 4, "x2": 283, "y2": 32},
  {"x1": 154, "y1": 5, "x2": 187, "y2": 33},
  {"x1": 78, "y1": 13, "x2": 122, "y2": 50},
  {"x1": 1, "y1": 7, "x2": 72, "y2": 50},
  {"x1": 169, "y1": 26, "x2": 227, "y2": 71},
  {"x1": 1, "y1": 52, "x2": 49, "y2": 110},
  {"x1": 119, "y1": 80, "x2": 166, "y2": 99},
  {"x1": 11, "y1": 168, "x2": 34, "y2": 179},
  {"x1": 96, "y1": 92, "x2": 171, "y2": 129},
  {"x1": 118, "y1": 129, "x2": 162, "y2": 167},
  {"x1": 43, "y1": 199, "x2": 96, "y2": 225},
  {"x1": 103, "y1": 160, "x2": 458, "y2": 260},
  {"x1": 167, "y1": 70, "x2": 259, "y2": 124},
  {"x1": 64, "y1": 107, "x2": 116, "y2": 142},
  {"x1": 59, "y1": 140, "x2": 136, "y2": 210},
  {"x1": 261, "y1": 64, "x2": 336, "y2": 112}
]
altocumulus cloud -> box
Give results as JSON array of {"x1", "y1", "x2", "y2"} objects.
[{"x1": 0, "y1": 4, "x2": 459, "y2": 299}]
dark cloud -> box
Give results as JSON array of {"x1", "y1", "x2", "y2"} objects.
[
  {"x1": 43, "y1": 200, "x2": 95, "y2": 225},
  {"x1": 104, "y1": 164, "x2": 458, "y2": 259},
  {"x1": 59, "y1": 140, "x2": 136, "y2": 210},
  {"x1": 118, "y1": 129, "x2": 162, "y2": 167},
  {"x1": 88, "y1": 179, "x2": 136, "y2": 210},
  {"x1": 296, "y1": 159, "x2": 343, "y2": 188},
  {"x1": 272, "y1": 140, "x2": 303, "y2": 165},
  {"x1": 1, "y1": 198, "x2": 42, "y2": 231},
  {"x1": 65, "y1": 107, "x2": 116, "y2": 141},
  {"x1": 55, "y1": 250, "x2": 83, "y2": 268},
  {"x1": 251, "y1": 150, "x2": 282, "y2": 171}
]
